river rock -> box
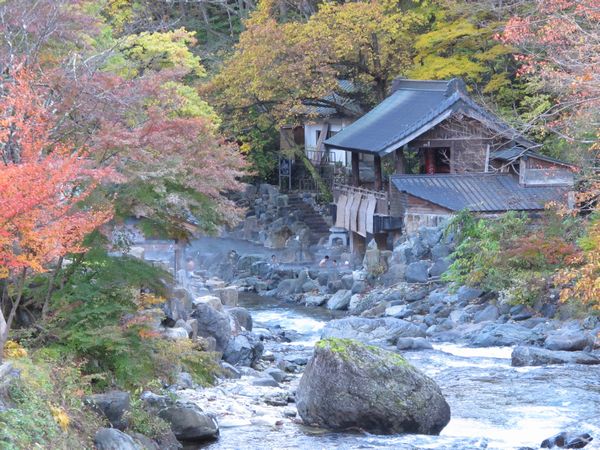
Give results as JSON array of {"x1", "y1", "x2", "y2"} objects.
[
  {"x1": 296, "y1": 338, "x2": 450, "y2": 435},
  {"x1": 215, "y1": 286, "x2": 238, "y2": 307},
  {"x1": 159, "y1": 406, "x2": 219, "y2": 443},
  {"x1": 193, "y1": 295, "x2": 223, "y2": 311},
  {"x1": 223, "y1": 332, "x2": 264, "y2": 367},
  {"x1": 191, "y1": 303, "x2": 231, "y2": 352},
  {"x1": 456, "y1": 286, "x2": 483, "y2": 303},
  {"x1": 396, "y1": 337, "x2": 433, "y2": 351},
  {"x1": 94, "y1": 428, "x2": 141, "y2": 450},
  {"x1": 129, "y1": 432, "x2": 159, "y2": 450},
  {"x1": 544, "y1": 330, "x2": 594, "y2": 352},
  {"x1": 228, "y1": 307, "x2": 253, "y2": 331},
  {"x1": 429, "y1": 258, "x2": 451, "y2": 277},
  {"x1": 326, "y1": 289, "x2": 352, "y2": 310},
  {"x1": 405, "y1": 261, "x2": 429, "y2": 283},
  {"x1": 321, "y1": 316, "x2": 425, "y2": 347},
  {"x1": 468, "y1": 322, "x2": 543, "y2": 347},
  {"x1": 85, "y1": 391, "x2": 130, "y2": 430},
  {"x1": 473, "y1": 305, "x2": 499, "y2": 323},
  {"x1": 305, "y1": 295, "x2": 327, "y2": 307},
  {"x1": 511, "y1": 346, "x2": 600, "y2": 367}
]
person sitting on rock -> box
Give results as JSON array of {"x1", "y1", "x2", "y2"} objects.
[{"x1": 319, "y1": 255, "x2": 330, "y2": 267}]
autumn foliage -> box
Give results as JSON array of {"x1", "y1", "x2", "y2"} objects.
[{"x1": 0, "y1": 68, "x2": 113, "y2": 276}]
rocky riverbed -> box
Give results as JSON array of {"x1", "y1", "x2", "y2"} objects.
[
  {"x1": 140, "y1": 218, "x2": 600, "y2": 450},
  {"x1": 166, "y1": 291, "x2": 600, "y2": 450}
]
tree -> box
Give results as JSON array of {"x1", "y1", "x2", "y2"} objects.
[
  {"x1": 501, "y1": 0, "x2": 600, "y2": 308},
  {"x1": 212, "y1": 0, "x2": 420, "y2": 179},
  {"x1": 0, "y1": 68, "x2": 113, "y2": 360}
]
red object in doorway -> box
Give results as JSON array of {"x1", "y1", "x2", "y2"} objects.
[{"x1": 425, "y1": 148, "x2": 436, "y2": 174}]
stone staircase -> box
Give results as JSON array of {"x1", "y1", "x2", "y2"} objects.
[{"x1": 287, "y1": 193, "x2": 331, "y2": 245}]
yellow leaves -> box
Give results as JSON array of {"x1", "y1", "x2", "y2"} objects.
[
  {"x1": 115, "y1": 28, "x2": 206, "y2": 79},
  {"x1": 138, "y1": 292, "x2": 165, "y2": 308},
  {"x1": 49, "y1": 405, "x2": 70, "y2": 432},
  {"x1": 3, "y1": 340, "x2": 28, "y2": 359}
]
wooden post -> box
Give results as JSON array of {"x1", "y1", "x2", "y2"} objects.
[
  {"x1": 395, "y1": 148, "x2": 406, "y2": 174},
  {"x1": 374, "y1": 154, "x2": 383, "y2": 191},
  {"x1": 351, "y1": 152, "x2": 360, "y2": 186}
]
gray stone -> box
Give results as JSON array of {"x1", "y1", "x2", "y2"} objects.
[
  {"x1": 428, "y1": 258, "x2": 451, "y2": 278},
  {"x1": 391, "y1": 241, "x2": 414, "y2": 265},
  {"x1": 341, "y1": 274, "x2": 354, "y2": 290},
  {"x1": 159, "y1": 406, "x2": 219, "y2": 442},
  {"x1": 326, "y1": 289, "x2": 352, "y2": 310},
  {"x1": 191, "y1": 303, "x2": 232, "y2": 352},
  {"x1": 140, "y1": 391, "x2": 173, "y2": 412},
  {"x1": 175, "y1": 372, "x2": 194, "y2": 389},
  {"x1": 544, "y1": 330, "x2": 594, "y2": 351},
  {"x1": 410, "y1": 238, "x2": 429, "y2": 260},
  {"x1": 193, "y1": 295, "x2": 223, "y2": 311},
  {"x1": 305, "y1": 295, "x2": 328, "y2": 307},
  {"x1": 220, "y1": 362, "x2": 242, "y2": 379},
  {"x1": 385, "y1": 304, "x2": 412, "y2": 319},
  {"x1": 223, "y1": 332, "x2": 264, "y2": 367},
  {"x1": 86, "y1": 391, "x2": 130, "y2": 430},
  {"x1": 265, "y1": 367, "x2": 288, "y2": 383},
  {"x1": 431, "y1": 243, "x2": 451, "y2": 260},
  {"x1": 252, "y1": 377, "x2": 280, "y2": 387},
  {"x1": 321, "y1": 316, "x2": 425, "y2": 347},
  {"x1": 302, "y1": 280, "x2": 319, "y2": 293},
  {"x1": 405, "y1": 261, "x2": 429, "y2": 283},
  {"x1": 216, "y1": 286, "x2": 238, "y2": 307},
  {"x1": 511, "y1": 346, "x2": 600, "y2": 366},
  {"x1": 129, "y1": 432, "x2": 160, "y2": 450},
  {"x1": 228, "y1": 307, "x2": 253, "y2": 331},
  {"x1": 296, "y1": 339, "x2": 450, "y2": 435},
  {"x1": 163, "y1": 298, "x2": 188, "y2": 323},
  {"x1": 351, "y1": 281, "x2": 368, "y2": 295},
  {"x1": 396, "y1": 337, "x2": 433, "y2": 351},
  {"x1": 418, "y1": 227, "x2": 443, "y2": 248},
  {"x1": 469, "y1": 323, "x2": 543, "y2": 347},
  {"x1": 94, "y1": 428, "x2": 142, "y2": 450},
  {"x1": 456, "y1": 286, "x2": 483, "y2": 302},
  {"x1": 473, "y1": 305, "x2": 499, "y2": 323},
  {"x1": 380, "y1": 263, "x2": 406, "y2": 286}
]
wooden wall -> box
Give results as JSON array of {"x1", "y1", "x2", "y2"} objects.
[{"x1": 409, "y1": 116, "x2": 513, "y2": 174}]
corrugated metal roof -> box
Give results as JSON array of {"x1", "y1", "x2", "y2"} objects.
[
  {"x1": 492, "y1": 146, "x2": 574, "y2": 167},
  {"x1": 391, "y1": 173, "x2": 569, "y2": 212},
  {"x1": 324, "y1": 78, "x2": 536, "y2": 155}
]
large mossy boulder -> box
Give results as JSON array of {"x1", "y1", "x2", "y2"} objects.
[{"x1": 296, "y1": 338, "x2": 450, "y2": 435}]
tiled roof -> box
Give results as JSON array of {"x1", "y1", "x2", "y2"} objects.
[
  {"x1": 391, "y1": 173, "x2": 569, "y2": 212},
  {"x1": 324, "y1": 78, "x2": 536, "y2": 155}
]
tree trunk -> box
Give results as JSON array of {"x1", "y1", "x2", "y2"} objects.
[
  {"x1": 42, "y1": 256, "x2": 63, "y2": 320},
  {"x1": 6, "y1": 268, "x2": 27, "y2": 331}
]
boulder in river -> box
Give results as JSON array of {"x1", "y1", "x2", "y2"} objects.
[
  {"x1": 326, "y1": 289, "x2": 352, "y2": 310},
  {"x1": 222, "y1": 331, "x2": 264, "y2": 367},
  {"x1": 296, "y1": 338, "x2": 450, "y2": 435},
  {"x1": 321, "y1": 316, "x2": 425, "y2": 347},
  {"x1": 468, "y1": 322, "x2": 543, "y2": 347},
  {"x1": 544, "y1": 330, "x2": 594, "y2": 352},
  {"x1": 159, "y1": 405, "x2": 219, "y2": 443},
  {"x1": 511, "y1": 346, "x2": 600, "y2": 367},
  {"x1": 191, "y1": 303, "x2": 231, "y2": 352}
]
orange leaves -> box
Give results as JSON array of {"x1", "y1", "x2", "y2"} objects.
[{"x1": 0, "y1": 68, "x2": 113, "y2": 277}]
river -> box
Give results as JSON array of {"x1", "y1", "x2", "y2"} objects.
[{"x1": 175, "y1": 292, "x2": 600, "y2": 450}]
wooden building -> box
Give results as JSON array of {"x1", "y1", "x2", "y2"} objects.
[{"x1": 324, "y1": 78, "x2": 576, "y2": 255}]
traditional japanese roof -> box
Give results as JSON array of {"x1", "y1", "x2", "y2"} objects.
[
  {"x1": 391, "y1": 173, "x2": 569, "y2": 212},
  {"x1": 324, "y1": 78, "x2": 536, "y2": 156},
  {"x1": 300, "y1": 80, "x2": 363, "y2": 118},
  {"x1": 491, "y1": 146, "x2": 575, "y2": 168}
]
